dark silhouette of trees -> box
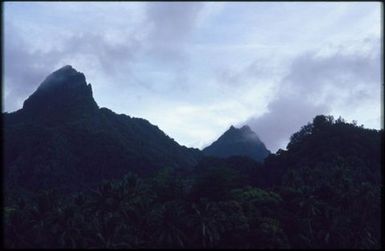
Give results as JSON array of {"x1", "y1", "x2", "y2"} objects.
[{"x1": 4, "y1": 115, "x2": 382, "y2": 248}]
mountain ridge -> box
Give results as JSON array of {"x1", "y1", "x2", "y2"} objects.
[
  {"x1": 3, "y1": 66, "x2": 382, "y2": 248},
  {"x1": 4, "y1": 65, "x2": 202, "y2": 192}
]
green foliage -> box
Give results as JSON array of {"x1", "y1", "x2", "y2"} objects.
[
  {"x1": 4, "y1": 115, "x2": 382, "y2": 248},
  {"x1": 4, "y1": 105, "x2": 202, "y2": 193}
]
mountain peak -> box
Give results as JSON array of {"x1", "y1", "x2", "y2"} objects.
[
  {"x1": 21, "y1": 65, "x2": 98, "y2": 120},
  {"x1": 222, "y1": 125, "x2": 260, "y2": 142},
  {"x1": 51, "y1": 64, "x2": 76, "y2": 74},
  {"x1": 228, "y1": 125, "x2": 237, "y2": 131},
  {"x1": 37, "y1": 65, "x2": 85, "y2": 91},
  {"x1": 203, "y1": 125, "x2": 270, "y2": 162}
]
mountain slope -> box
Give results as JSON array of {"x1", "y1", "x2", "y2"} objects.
[
  {"x1": 262, "y1": 115, "x2": 382, "y2": 248},
  {"x1": 263, "y1": 115, "x2": 382, "y2": 187},
  {"x1": 4, "y1": 65, "x2": 202, "y2": 193},
  {"x1": 202, "y1": 125, "x2": 270, "y2": 162}
]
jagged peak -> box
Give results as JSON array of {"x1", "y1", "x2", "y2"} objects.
[
  {"x1": 226, "y1": 124, "x2": 253, "y2": 135},
  {"x1": 220, "y1": 124, "x2": 257, "y2": 142},
  {"x1": 37, "y1": 65, "x2": 86, "y2": 91},
  {"x1": 21, "y1": 65, "x2": 98, "y2": 118},
  {"x1": 203, "y1": 124, "x2": 270, "y2": 161},
  {"x1": 228, "y1": 125, "x2": 236, "y2": 131}
]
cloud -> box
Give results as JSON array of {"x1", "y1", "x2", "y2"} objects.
[
  {"x1": 246, "y1": 97, "x2": 329, "y2": 152},
  {"x1": 3, "y1": 9, "x2": 143, "y2": 112},
  {"x1": 3, "y1": 21, "x2": 61, "y2": 111},
  {"x1": 3, "y1": 2, "x2": 381, "y2": 151},
  {"x1": 144, "y1": 2, "x2": 204, "y2": 63},
  {"x1": 282, "y1": 38, "x2": 381, "y2": 100},
  {"x1": 3, "y1": 2, "x2": 207, "y2": 113},
  {"x1": 245, "y1": 37, "x2": 382, "y2": 152},
  {"x1": 59, "y1": 32, "x2": 141, "y2": 75}
]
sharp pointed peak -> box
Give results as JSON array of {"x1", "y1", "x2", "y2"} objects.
[
  {"x1": 45, "y1": 65, "x2": 80, "y2": 78},
  {"x1": 21, "y1": 65, "x2": 98, "y2": 117},
  {"x1": 40, "y1": 65, "x2": 85, "y2": 87},
  {"x1": 226, "y1": 124, "x2": 253, "y2": 133},
  {"x1": 203, "y1": 124, "x2": 270, "y2": 161}
]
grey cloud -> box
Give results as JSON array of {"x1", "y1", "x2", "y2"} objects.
[
  {"x1": 245, "y1": 37, "x2": 381, "y2": 152},
  {"x1": 127, "y1": 2, "x2": 206, "y2": 94},
  {"x1": 3, "y1": 23, "x2": 61, "y2": 112},
  {"x1": 245, "y1": 97, "x2": 329, "y2": 152},
  {"x1": 217, "y1": 58, "x2": 280, "y2": 89},
  {"x1": 3, "y1": 20, "x2": 142, "y2": 112},
  {"x1": 4, "y1": 2, "x2": 206, "y2": 112},
  {"x1": 145, "y1": 2, "x2": 204, "y2": 62},
  {"x1": 283, "y1": 43, "x2": 381, "y2": 97},
  {"x1": 63, "y1": 32, "x2": 141, "y2": 74}
]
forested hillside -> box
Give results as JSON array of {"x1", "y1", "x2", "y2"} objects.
[
  {"x1": 4, "y1": 115, "x2": 382, "y2": 249},
  {"x1": 3, "y1": 66, "x2": 202, "y2": 195}
]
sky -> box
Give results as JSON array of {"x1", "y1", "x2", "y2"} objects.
[{"x1": 3, "y1": 2, "x2": 383, "y2": 152}]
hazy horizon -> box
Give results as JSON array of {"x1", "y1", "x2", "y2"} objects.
[{"x1": 3, "y1": 2, "x2": 382, "y2": 152}]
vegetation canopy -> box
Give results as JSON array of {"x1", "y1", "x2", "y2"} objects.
[{"x1": 4, "y1": 115, "x2": 382, "y2": 249}]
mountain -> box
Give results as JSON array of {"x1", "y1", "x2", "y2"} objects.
[
  {"x1": 3, "y1": 65, "x2": 202, "y2": 193},
  {"x1": 5, "y1": 114, "x2": 381, "y2": 249},
  {"x1": 21, "y1": 65, "x2": 99, "y2": 122},
  {"x1": 264, "y1": 115, "x2": 383, "y2": 187},
  {"x1": 202, "y1": 125, "x2": 270, "y2": 162},
  {"x1": 261, "y1": 115, "x2": 382, "y2": 248}
]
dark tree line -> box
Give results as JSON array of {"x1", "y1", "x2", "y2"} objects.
[{"x1": 4, "y1": 115, "x2": 383, "y2": 248}]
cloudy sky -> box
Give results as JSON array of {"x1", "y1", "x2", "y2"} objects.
[{"x1": 3, "y1": 2, "x2": 382, "y2": 152}]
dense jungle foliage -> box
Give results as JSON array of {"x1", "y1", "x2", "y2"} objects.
[{"x1": 4, "y1": 115, "x2": 383, "y2": 248}]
